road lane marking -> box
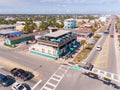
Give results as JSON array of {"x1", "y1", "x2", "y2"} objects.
[
  {"x1": 47, "y1": 82, "x2": 56, "y2": 87},
  {"x1": 43, "y1": 86, "x2": 53, "y2": 90},
  {"x1": 51, "y1": 78, "x2": 59, "y2": 82}
]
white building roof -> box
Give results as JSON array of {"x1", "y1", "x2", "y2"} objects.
[{"x1": 45, "y1": 30, "x2": 71, "y2": 38}]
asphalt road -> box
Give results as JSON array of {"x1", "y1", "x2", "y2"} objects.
[
  {"x1": 55, "y1": 17, "x2": 119, "y2": 90},
  {"x1": 0, "y1": 46, "x2": 60, "y2": 89},
  {"x1": 0, "y1": 17, "x2": 119, "y2": 90}
]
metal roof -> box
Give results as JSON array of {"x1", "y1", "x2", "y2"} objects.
[
  {"x1": 0, "y1": 29, "x2": 22, "y2": 35},
  {"x1": 45, "y1": 30, "x2": 71, "y2": 38}
]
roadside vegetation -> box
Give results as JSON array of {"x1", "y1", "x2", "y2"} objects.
[
  {"x1": 74, "y1": 34, "x2": 101, "y2": 63},
  {"x1": 116, "y1": 16, "x2": 120, "y2": 34},
  {"x1": 93, "y1": 34, "x2": 101, "y2": 41},
  {"x1": 74, "y1": 43, "x2": 94, "y2": 63}
]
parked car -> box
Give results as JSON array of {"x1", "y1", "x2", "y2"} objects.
[
  {"x1": 0, "y1": 73, "x2": 6, "y2": 83},
  {"x1": 10, "y1": 68, "x2": 34, "y2": 81},
  {"x1": 20, "y1": 71, "x2": 34, "y2": 81},
  {"x1": 110, "y1": 35, "x2": 114, "y2": 38},
  {"x1": 1, "y1": 75, "x2": 15, "y2": 87},
  {"x1": 96, "y1": 45, "x2": 102, "y2": 51},
  {"x1": 12, "y1": 82, "x2": 31, "y2": 90},
  {"x1": 10, "y1": 68, "x2": 25, "y2": 77}
]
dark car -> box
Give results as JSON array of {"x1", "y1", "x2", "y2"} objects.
[
  {"x1": 0, "y1": 73, "x2": 6, "y2": 83},
  {"x1": 20, "y1": 71, "x2": 34, "y2": 81},
  {"x1": 1, "y1": 75, "x2": 15, "y2": 87},
  {"x1": 10, "y1": 68, "x2": 25, "y2": 77},
  {"x1": 10, "y1": 68, "x2": 34, "y2": 81},
  {"x1": 110, "y1": 35, "x2": 114, "y2": 38},
  {"x1": 83, "y1": 62, "x2": 94, "y2": 71}
]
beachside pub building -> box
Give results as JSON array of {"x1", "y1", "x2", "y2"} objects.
[{"x1": 29, "y1": 30, "x2": 78, "y2": 59}]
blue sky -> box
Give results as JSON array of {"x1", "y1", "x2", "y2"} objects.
[{"x1": 0, "y1": 0, "x2": 120, "y2": 14}]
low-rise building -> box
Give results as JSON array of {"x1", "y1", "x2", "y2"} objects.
[
  {"x1": 29, "y1": 30, "x2": 78, "y2": 59},
  {"x1": 4, "y1": 33, "x2": 35, "y2": 46},
  {"x1": 71, "y1": 28, "x2": 93, "y2": 41},
  {"x1": 15, "y1": 24, "x2": 25, "y2": 31},
  {"x1": 0, "y1": 25, "x2": 16, "y2": 30},
  {"x1": 64, "y1": 18, "x2": 76, "y2": 29},
  {"x1": 0, "y1": 29, "x2": 23, "y2": 37}
]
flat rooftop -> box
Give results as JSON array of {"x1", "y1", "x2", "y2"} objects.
[
  {"x1": 45, "y1": 30, "x2": 71, "y2": 38},
  {"x1": 0, "y1": 29, "x2": 22, "y2": 35}
]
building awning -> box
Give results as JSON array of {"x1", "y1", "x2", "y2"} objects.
[
  {"x1": 70, "y1": 47, "x2": 74, "y2": 51},
  {"x1": 73, "y1": 45, "x2": 77, "y2": 48}
]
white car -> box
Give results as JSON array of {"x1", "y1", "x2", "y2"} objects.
[
  {"x1": 12, "y1": 82, "x2": 31, "y2": 90},
  {"x1": 96, "y1": 45, "x2": 102, "y2": 51}
]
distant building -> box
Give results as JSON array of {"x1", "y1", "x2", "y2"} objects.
[
  {"x1": 16, "y1": 21, "x2": 25, "y2": 25},
  {"x1": 29, "y1": 30, "x2": 78, "y2": 59},
  {"x1": 64, "y1": 18, "x2": 76, "y2": 29},
  {"x1": 16, "y1": 25, "x2": 25, "y2": 31},
  {"x1": 33, "y1": 21, "x2": 42, "y2": 28},
  {"x1": 48, "y1": 27, "x2": 58, "y2": 33},
  {"x1": 76, "y1": 19, "x2": 90, "y2": 23},
  {"x1": 0, "y1": 25, "x2": 16, "y2": 30},
  {"x1": 99, "y1": 17, "x2": 107, "y2": 22},
  {"x1": 5, "y1": 17, "x2": 15, "y2": 21}
]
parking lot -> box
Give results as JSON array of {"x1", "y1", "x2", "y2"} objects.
[{"x1": 0, "y1": 67, "x2": 39, "y2": 90}]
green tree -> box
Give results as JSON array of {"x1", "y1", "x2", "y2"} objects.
[
  {"x1": 23, "y1": 18, "x2": 37, "y2": 33},
  {"x1": 94, "y1": 21, "x2": 98, "y2": 28},
  {"x1": 39, "y1": 22, "x2": 49, "y2": 30},
  {"x1": 92, "y1": 28, "x2": 96, "y2": 34}
]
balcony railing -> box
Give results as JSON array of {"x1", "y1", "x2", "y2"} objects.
[{"x1": 37, "y1": 35, "x2": 77, "y2": 47}]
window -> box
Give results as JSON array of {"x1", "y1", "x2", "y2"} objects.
[
  {"x1": 48, "y1": 50, "x2": 51, "y2": 54},
  {"x1": 42, "y1": 48, "x2": 45, "y2": 53},
  {"x1": 53, "y1": 50, "x2": 56, "y2": 56}
]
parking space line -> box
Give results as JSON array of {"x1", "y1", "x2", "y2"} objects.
[{"x1": 32, "y1": 80, "x2": 42, "y2": 90}]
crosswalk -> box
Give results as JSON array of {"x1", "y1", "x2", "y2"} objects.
[{"x1": 40, "y1": 65, "x2": 70, "y2": 90}]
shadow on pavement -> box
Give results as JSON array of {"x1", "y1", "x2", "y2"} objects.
[{"x1": 84, "y1": 73, "x2": 120, "y2": 89}]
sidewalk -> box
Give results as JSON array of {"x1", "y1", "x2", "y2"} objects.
[{"x1": 114, "y1": 31, "x2": 120, "y2": 74}]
